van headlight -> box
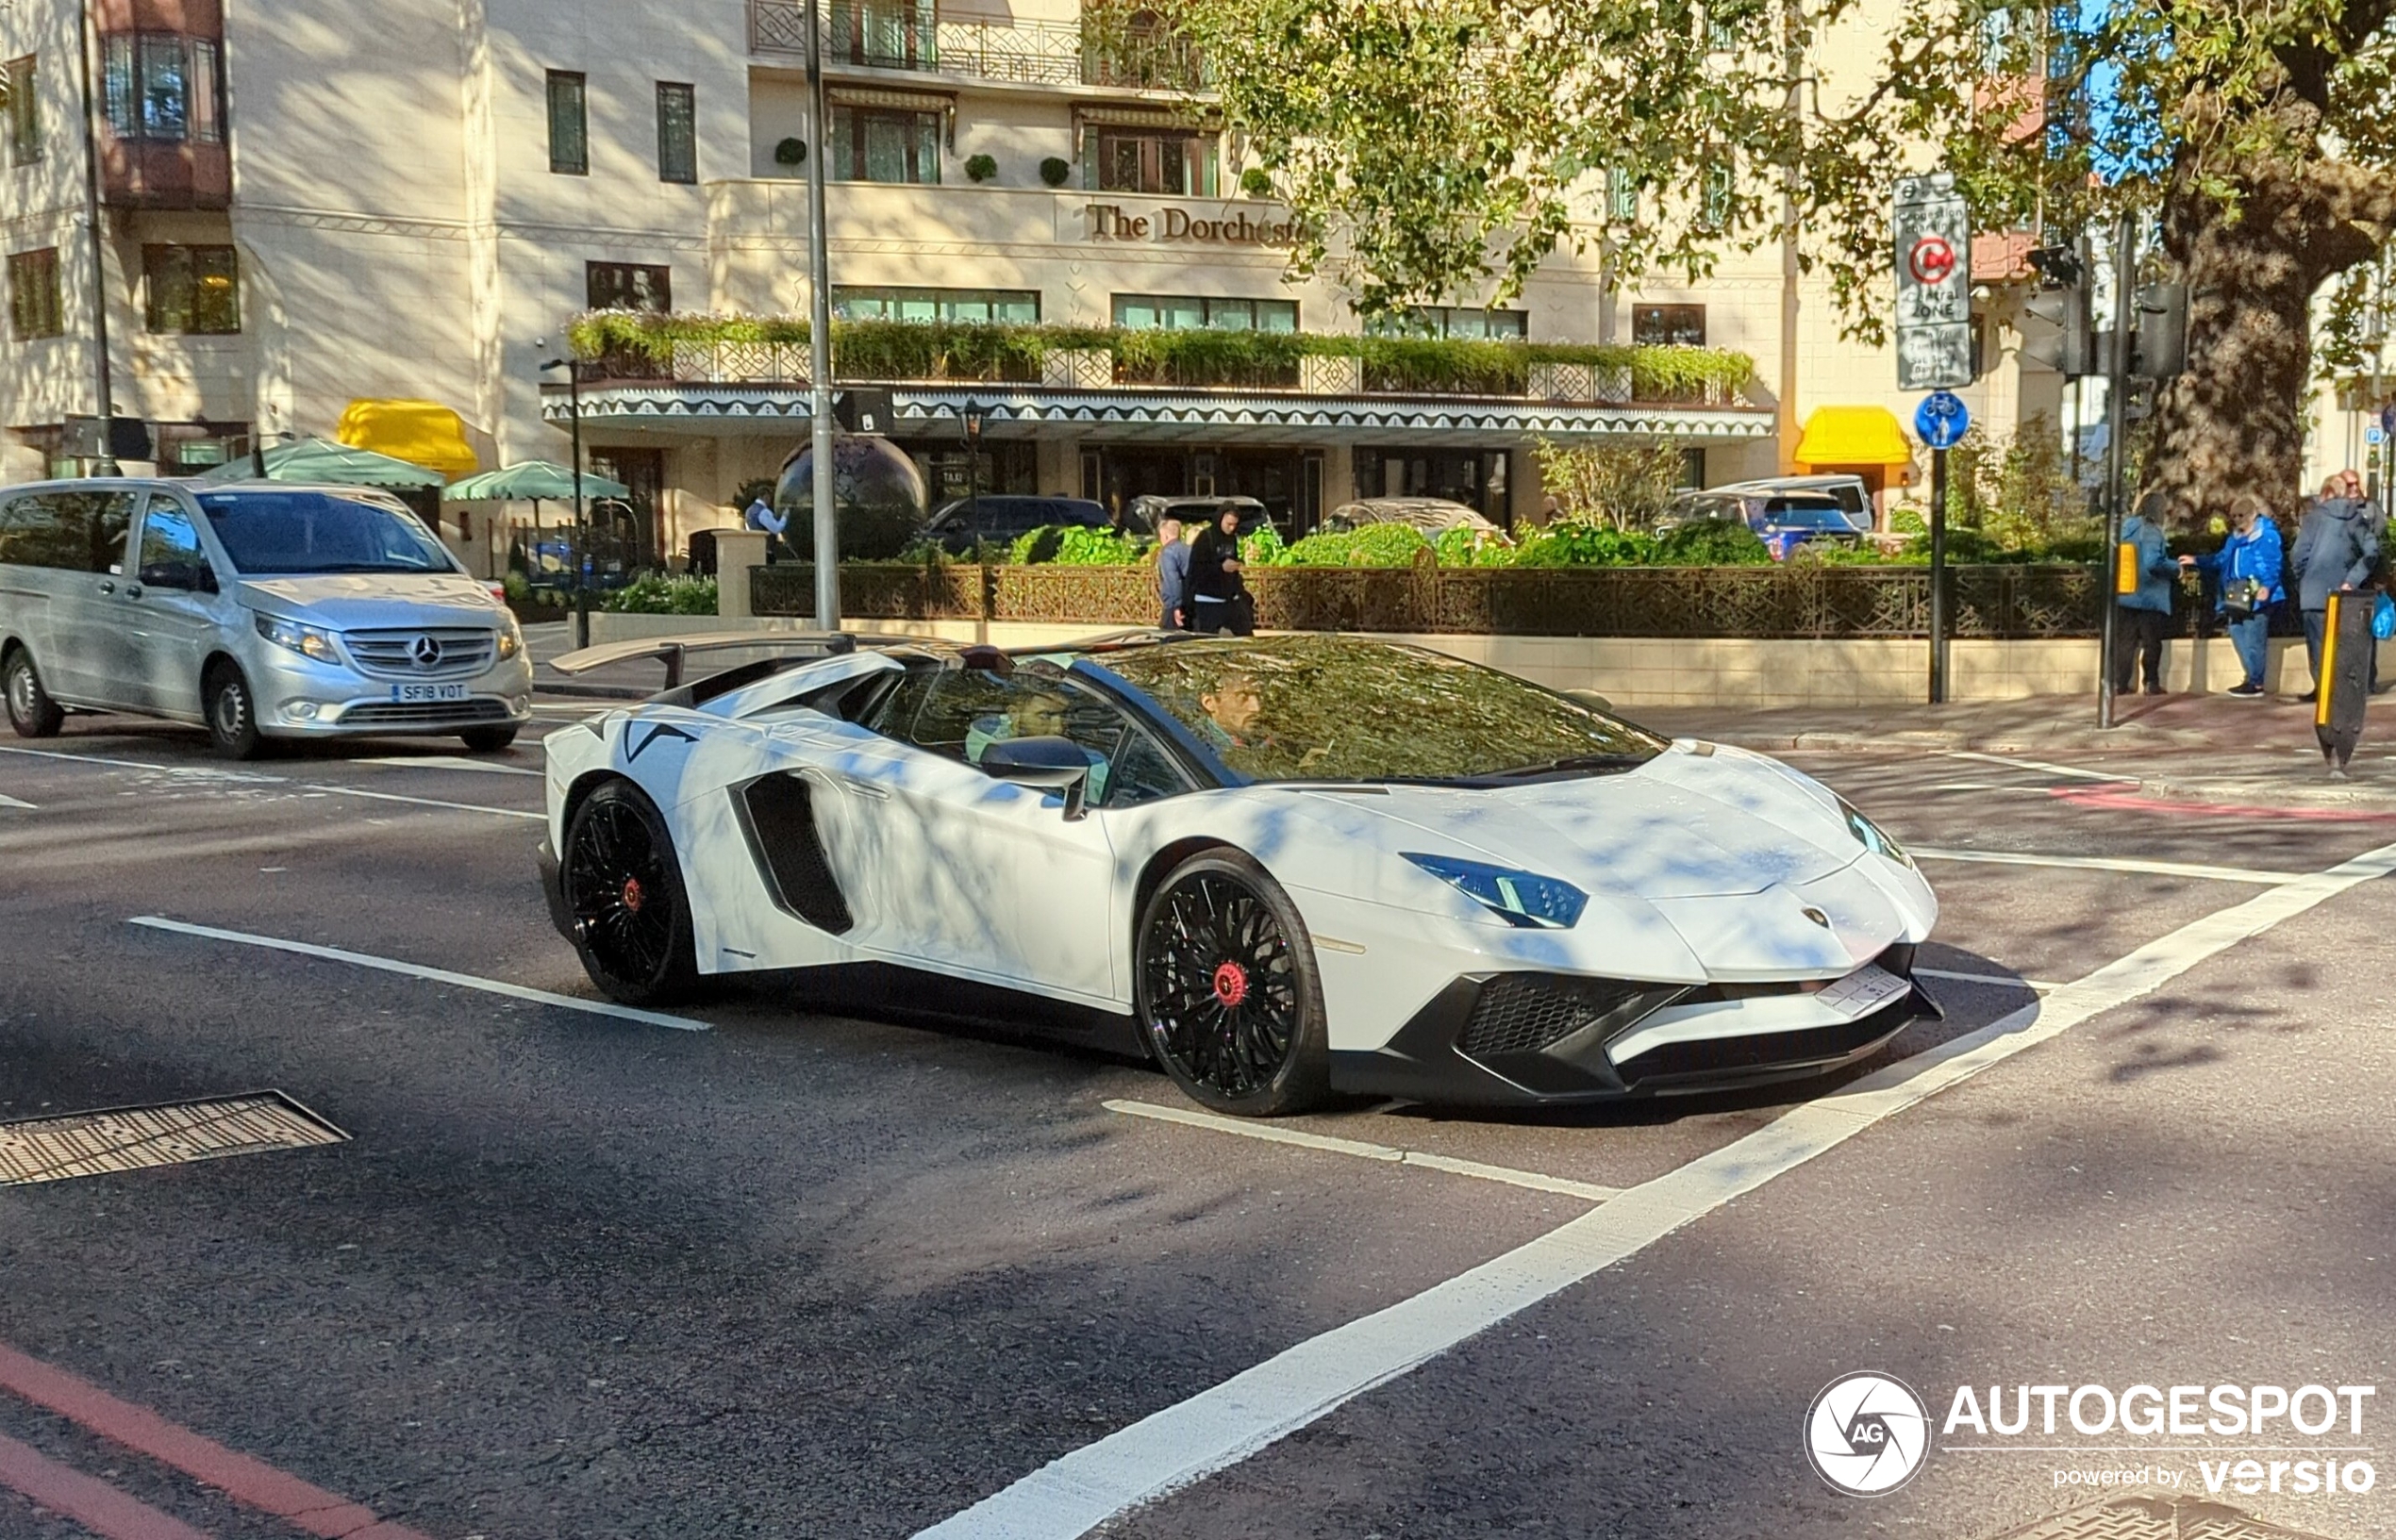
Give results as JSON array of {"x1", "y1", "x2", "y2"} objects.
[
  {"x1": 1839, "y1": 798, "x2": 1914, "y2": 868},
  {"x1": 254, "y1": 613, "x2": 342, "y2": 664},
  {"x1": 495, "y1": 615, "x2": 524, "y2": 659}
]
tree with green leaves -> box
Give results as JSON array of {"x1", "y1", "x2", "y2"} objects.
[{"x1": 1171, "y1": 0, "x2": 2396, "y2": 513}]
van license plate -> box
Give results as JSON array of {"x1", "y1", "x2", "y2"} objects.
[{"x1": 391, "y1": 684, "x2": 469, "y2": 704}]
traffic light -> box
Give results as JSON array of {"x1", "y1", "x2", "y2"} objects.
[
  {"x1": 2130, "y1": 283, "x2": 2187, "y2": 380},
  {"x1": 2021, "y1": 243, "x2": 2095, "y2": 377}
]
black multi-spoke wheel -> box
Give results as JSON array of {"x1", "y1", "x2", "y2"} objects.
[
  {"x1": 563, "y1": 781, "x2": 698, "y2": 1004},
  {"x1": 1136, "y1": 849, "x2": 1328, "y2": 1117}
]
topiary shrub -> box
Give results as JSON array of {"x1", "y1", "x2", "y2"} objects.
[
  {"x1": 964, "y1": 153, "x2": 997, "y2": 183},
  {"x1": 1039, "y1": 156, "x2": 1073, "y2": 187},
  {"x1": 774, "y1": 137, "x2": 807, "y2": 167},
  {"x1": 1654, "y1": 519, "x2": 1772, "y2": 566},
  {"x1": 1283, "y1": 523, "x2": 1431, "y2": 567},
  {"x1": 604, "y1": 573, "x2": 720, "y2": 614},
  {"x1": 1509, "y1": 522, "x2": 1659, "y2": 566},
  {"x1": 1240, "y1": 167, "x2": 1273, "y2": 197}
]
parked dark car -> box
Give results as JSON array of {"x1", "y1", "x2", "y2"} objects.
[
  {"x1": 1124, "y1": 495, "x2": 1274, "y2": 538},
  {"x1": 1657, "y1": 488, "x2": 1867, "y2": 559},
  {"x1": 922, "y1": 495, "x2": 1112, "y2": 554},
  {"x1": 1323, "y1": 497, "x2": 1504, "y2": 537}
]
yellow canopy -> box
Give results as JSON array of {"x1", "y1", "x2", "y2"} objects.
[
  {"x1": 1792, "y1": 406, "x2": 1914, "y2": 468},
  {"x1": 335, "y1": 398, "x2": 478, "y2": 480}
]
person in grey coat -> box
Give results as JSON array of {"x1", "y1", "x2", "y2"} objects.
[
  {"x1": 2290, "y1": 475, "x2": 2383, "y2": 701},
  {"x1": 2113, "y1": 493, "x2": 2179, "y2": 695}
]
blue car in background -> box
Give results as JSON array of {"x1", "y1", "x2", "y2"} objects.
[{"x1": 1658, "y1": 484, "x2": 1872, "y2": 560}]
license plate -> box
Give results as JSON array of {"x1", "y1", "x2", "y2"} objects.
[
  {"x1": 390, "y1": 683, "x2": 469, "y2": 704},
  {"x1": 1815, "y1": 965, "x2": 1910, "y2": 1018}
]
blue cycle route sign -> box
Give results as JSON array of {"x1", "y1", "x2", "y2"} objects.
[{"x1": 1915, "y1": 390, "x2": 1972, "y2": 450}]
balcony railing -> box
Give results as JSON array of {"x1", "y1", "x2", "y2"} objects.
[{"x1": 750, "y1": 0, "x2": 1206, "y2": 90}]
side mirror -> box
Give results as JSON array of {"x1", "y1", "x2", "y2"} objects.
[{"x1": 979, "y1": 735, "x2": 1092, "y2": 820}]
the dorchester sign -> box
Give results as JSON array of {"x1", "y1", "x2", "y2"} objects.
[{"x1": 1084, "y1": 203, "x2": 1297, "y2": 246}]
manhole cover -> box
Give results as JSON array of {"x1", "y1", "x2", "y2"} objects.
[
  {"x1": 0, "y1": 1092, "x2": 347, "y2": 1185},
  {"x1": 1980, "y1": 1492, "x2": 2349, "y2": 1540}
]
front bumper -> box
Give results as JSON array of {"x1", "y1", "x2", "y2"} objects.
[
  {"x1": 245, "y1": 646, "x2": 534, "y2": 737},
  {"x1": 1327, "y1": 946, "x2": 1938, "y2": 1106}
]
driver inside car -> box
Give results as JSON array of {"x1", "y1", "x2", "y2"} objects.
[{"x1": 965, "y1": 687, "x2": 1113, "y2": 803}]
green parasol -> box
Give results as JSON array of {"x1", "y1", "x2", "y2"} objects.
[
  {"x1": 442, "y1": 460, "x2": 631, "y2": 502},
  {"x1": 192, "y1": 435, "x2": 447, "y2": 489}
]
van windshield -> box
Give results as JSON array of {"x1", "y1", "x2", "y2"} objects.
[{"x1": 198, "y1": 490, "x2": 457, "y2": 575}]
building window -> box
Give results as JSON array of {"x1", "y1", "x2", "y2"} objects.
[
  {"x1": 1606, "y1": 167, "x2": 1639, "y2": 223},
  {"x1": 100, "y1": 35, "x2": 223, "y2": 144},
  {"x1": 547, "y1": 71, "x2": 588, "y2": 175},
  {"x1": 1112, "y1": 293, "x2": 1296, "y2": 332},
  {"x1": 833, "y1": 286, "x2": 1039, "y2": 323},
  {"x1": 1086, "y1": 128, "x2": 1215, "y2": 195},
  {"x1": 656, "y1": 82, "x2": 696, "y2": 184},
  {"x1": 828, "y1": 106, "x2": 940, "y2": 184},
  {"x1": 8, "y1": 248, "x2": 59, "y2": 338},
  {"x1": 143, "y1": 244, "x2": 240, "y2": 334},
  {"x1": 1632, "y1": 304, "x2": 1705, "y2": 346},
  {"x1": 1366, "y1": 306, "x2": 1527, "y2": 341},
  {"x1": 1699, "y1": 160, "x2": 1734, "y2": 230},
  {"x1": 5, "y1": 56, "x2": 39, "y2": 165},
  {"x1": 587, "y1": 261, "x2": 672, "y2": 312}
]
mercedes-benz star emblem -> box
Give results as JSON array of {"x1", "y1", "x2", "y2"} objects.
[{"x1": 409, "y1": 635, "x2": 442, "y2": 668}]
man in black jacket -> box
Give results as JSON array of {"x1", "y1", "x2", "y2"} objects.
[{"x1": 1185, "y1": 505, "x2": 1249, "y2": 635}]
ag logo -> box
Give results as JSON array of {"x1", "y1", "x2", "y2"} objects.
[{"x1": 1805, "y1": 1372, "x2": 1929, "y2": 1495}]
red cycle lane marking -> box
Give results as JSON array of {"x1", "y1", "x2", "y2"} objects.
[
  {"x1": 0, "y1": 1344, "x2": 435, "y2": 1540},
  {"x1": 0, "y1": 1430, "x2": 217, "y2": 1540},
  {"x1": 2051, "y1": 786, "x2": 2396, "y2": 822}
]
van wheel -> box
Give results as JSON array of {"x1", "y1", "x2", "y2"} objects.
[
  {"x1": 4, "y1": 648, "x2": 63, "y2": 738},
  {"x1": 459, "y1": 726, "x2": 519, "y2": 753},
  {"x1": 204, "y1": 664, "x2": 266, "y2": 759}
]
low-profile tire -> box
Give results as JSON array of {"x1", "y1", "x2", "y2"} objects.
[
  {"x1": 561, "y1": 780, "x2": 699, "y2": 1005},
  {"x1": 459, "y1": 725, "x2": 519, "y2": 753},
  {"x1": 203, "y1": 663, "x2": 268, "y2": 759},
  {"x1": 1135, "y1": 848, "x2": 1329, "y2": 1117},
  {"x1": 4, "y1": 648, "x2": 63, "y2": 738}
]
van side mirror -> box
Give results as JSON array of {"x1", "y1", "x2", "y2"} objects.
[{"x1": 978, "y1": 735, "x2": 1092, "y2": 820}]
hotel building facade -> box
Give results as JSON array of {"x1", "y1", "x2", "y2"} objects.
[{"x1": 0, "y1": 0, "x2": 2079, "y2": 570}]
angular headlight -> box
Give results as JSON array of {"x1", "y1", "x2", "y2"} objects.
[
  {"x1": 495, "y1": 615, "x2": 524, "y2": 659},
  {"x1": 1839, "y1": 799, "x2": 1914, "y2": 868},
  {"x1": 1404, "y1": 853, "x2": 1588, "y2": 929},
  {"x1": 253, "y1": 613, "x2": 342, "y2": 665}
]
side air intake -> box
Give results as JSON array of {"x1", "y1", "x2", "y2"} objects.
[{"x1": 737, "y1": 774, "x2": 855, "y2": 935}]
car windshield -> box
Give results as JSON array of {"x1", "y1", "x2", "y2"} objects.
[
  {"x1": 199, "y1": 490, "x2": 456, "y2": 575},
  {"x1": 1088, "y1": 637, "x2": 1669, "y2": 784},
  {"x1": 1760, "y1": 498, "x2": 1856, "y2": 531}
]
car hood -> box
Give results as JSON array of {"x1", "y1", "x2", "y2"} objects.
[
  {"x1": 236, "y1": 573, "x2": 504, "y2": 630},
  {"x1": 1314, "y1": 749, "x2": 1856, "y2": 901}
]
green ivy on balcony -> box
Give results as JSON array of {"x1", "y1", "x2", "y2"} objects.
[{"x1": 564, "y1": 309, "x2": 1757, "y2": 403}]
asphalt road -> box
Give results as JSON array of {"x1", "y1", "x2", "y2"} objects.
[{"x1": 0, "y1": 703, "x2": 2389, "y2": 1540}]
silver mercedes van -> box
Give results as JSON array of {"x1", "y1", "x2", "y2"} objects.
[{"x1": 0, "y1": 478, "x2": 533, "y2": 758}]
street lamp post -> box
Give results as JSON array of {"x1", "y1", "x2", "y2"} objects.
[
  {"x1": 804, "y1": 0, "x2": 840, "y2": 629},
  {"x1": 963, "y1": 400, "x2": 985, "y2": 518},
  {"x1": 540, "y1": 355, "x2": 591, "y2": 650}
]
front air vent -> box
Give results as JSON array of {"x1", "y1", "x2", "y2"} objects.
[
  {"x1": 1456, "y1": 974, "x2": 1687, "y2": 1059},
  {"x1": 737, "y1": 774, "x2": 854, "y2": 934}
]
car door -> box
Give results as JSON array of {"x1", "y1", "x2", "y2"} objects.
[
  {"x1": 859, "y1": 664, "x2": 1129, "y2": 1003},
  {"x1": 30, "y1": 488, "x2": 141, "y2": 707},
  {"x1": 115, "y1": 498, "x2": 220, "y2": 719}
]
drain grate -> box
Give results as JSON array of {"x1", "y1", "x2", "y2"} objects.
[
  {"x1": 0, "y1": 1092, "x2": 348, "y2": 1185},
  {"x1": 1979, "y1": 1493, "x2": 2349, "y2": 1540}
]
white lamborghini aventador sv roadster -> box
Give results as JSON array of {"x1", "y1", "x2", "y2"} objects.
[{"x1": 537, "y1": 632, "x2": 1938, "y2": 1117}]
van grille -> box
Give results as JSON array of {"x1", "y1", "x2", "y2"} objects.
[
  {"x1": 336, "y1": 699, "x2": 513, "y2": 725},
  {"x1": 341, "y1": 627, "x2": 498, "y2": 679}
]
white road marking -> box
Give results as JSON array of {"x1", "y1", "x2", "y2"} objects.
[
  {"x1": 0, "y1": 744, "x2": 283, "y2": 781},
  {"x1": 353, "y1": 754, "x2": 543, "y2": 777},
  {"x1": 0, "y1": 793, "x2": 34, "y2": 810},
  {"x1": 310, "y1": 786, "x2": 544, "y2": 821},
  {"x1": 1104, "y1": 1100, "x2": 1621, "y2": 1203},
  {"x1": 126, "y1": 917, "x2": 707, "y2": 1032},
  {"x1": 920, "y1": 841, "x2": 2396, "y2": 1540},
  {"x1": 1911, "y1": 848, "x2": 2305, "y2": 885},
  {"x1": 1913, "y1": 966, "x2": 2058, "y2": 992},
  {"x1": 1939, "y1": 749, "x2": 2138, "y2": 784}
]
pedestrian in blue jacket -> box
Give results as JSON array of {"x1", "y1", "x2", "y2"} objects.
[
  {"x1": 2180, "y1": 493, "x2": 2285, "y2": 697},
  {"x1": 2113, "y1": 493, "x2": 2180, "y2": 696}
]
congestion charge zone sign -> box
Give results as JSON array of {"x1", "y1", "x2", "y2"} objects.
[{"x1": 1893, "y1": 173, "x2": 1973, "y2": 391}]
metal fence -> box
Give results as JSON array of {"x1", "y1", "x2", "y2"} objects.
[{"x1": 747, "y1": 562, "x2": 2177, "y2": 638}]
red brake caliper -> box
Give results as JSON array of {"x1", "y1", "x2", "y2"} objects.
[{"x1": 1211, "y1": 960, "x2": 1249, "y2": 1007}]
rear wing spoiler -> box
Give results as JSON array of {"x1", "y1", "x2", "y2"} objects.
[{"x1": 545, "y1": 630, "x2": 925, "y2": 699}]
